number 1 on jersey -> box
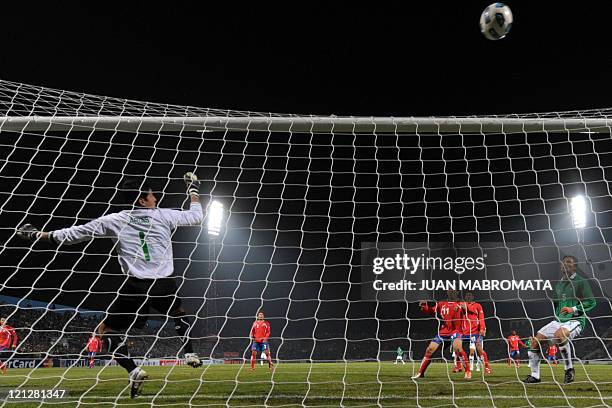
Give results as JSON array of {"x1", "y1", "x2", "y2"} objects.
[{"x1": 139, "y1": 231, "x2": 151, "y2": 261}]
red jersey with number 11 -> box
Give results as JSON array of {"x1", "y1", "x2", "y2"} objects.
[{"x1": 421, "y1": 301, "x2": 463, "y2": 337}]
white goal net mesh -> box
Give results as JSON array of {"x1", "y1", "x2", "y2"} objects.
[{"x1": 0, "y1": 79, "x2": 611, "y2": 407}]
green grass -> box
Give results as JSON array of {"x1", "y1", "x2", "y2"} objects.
[{"x1": 1, "y1": 362, "x2": 611, "y2": 407}]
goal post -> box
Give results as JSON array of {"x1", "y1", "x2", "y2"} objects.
[
  {"x1": 0, "y1": 79, "x2": 611, "y2": 407},
  {"x1": 1, "y1": 115, "x2": 612, "y2": 133}
]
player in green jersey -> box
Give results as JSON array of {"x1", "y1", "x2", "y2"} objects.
[
  {"x1": 524, "y1": 255, "x2": 596, "y2": 384},
  {"x1": 395, "y1": 347, "x2": 405, "y2": 364}
]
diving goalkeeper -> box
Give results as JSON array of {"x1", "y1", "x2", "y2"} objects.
[{"x1": 17, "y1": 173, "x2": 204, "y2": 398}]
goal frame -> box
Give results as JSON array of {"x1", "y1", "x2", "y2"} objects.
[{"x1": 0, "y1": 116, "x2": 611, "y2": 133}]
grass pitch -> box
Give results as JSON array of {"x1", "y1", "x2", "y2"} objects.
[{"x1": 1, "y1": 362, "x2": 611, "y2": 407}]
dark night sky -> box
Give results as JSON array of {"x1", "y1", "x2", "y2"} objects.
[{"x1": 1, "y1": 1, "x2": 612, "y2": 116}]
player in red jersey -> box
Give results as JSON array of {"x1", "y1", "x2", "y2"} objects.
[
  {"x1": 507, "y1": 330, "x2": 527, "y2": 367},
  {"x1": 412, "y1": 290, "x2": 471, "y2": 380},
  {"x1": 547, "y1": 344, "x2": 558, "y2": 366},
  {"x1": 458, "y1": 292, "x2": 491, "y2": 374},
  {"x1": 250, "y1": 311, "x2": 273, "y2": 371},
  {"x1": 86, "y1": 334, "x2": 102, "y2": 368},
  {"x1": 0, "y1": 317, "x2": 18, "y2": 374}
]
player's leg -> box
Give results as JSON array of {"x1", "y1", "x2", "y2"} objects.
[
  {"x1": 524, "y1": 325, "x2": 551, "y2": 383},
  {"x1": 156, "y1": 278, "x2": 201, "y2": 368},
  {"x1": 263, "y1": 343, "x2": 273, "y2": 369},
  {"x1": 170, "y1": 306, "x2": 202, "y2": 367},
  {"x1": 554, "y1": 322, "x2": 580, "y2": 384},
  {"x1": 100, "y1": 281, "x2": 149, "y2": 398},
  {"x1": 451, "y1": 350, "x2": 461, "y2": 372},
  {"x1": 251, "y1": 342, "x2": 259, "y2": 370},
  {"x1": 469, "y1": 342, "x2": 475, "y2": 371},
  {"x1": 476, "y1": 338, "x2": 490, "y2": 374},
  {"x1": 100, "y1": 322, "x2": 147, "y2": 397},
  {"x1": 412, "y1": 340, "x2": 440, "y2": 378},
  {"x1": 99, "y1": 324, "x2": 136, "y2": 372},
  {"x1": 452, "y1": 337, "x2": 471, "y2": 379},
  {"x1": 0, "y1": 347, "x2": 9, "y2": 373},
  {"x1": 451, "y1": 338, "x2": 463, "y2": 372}
]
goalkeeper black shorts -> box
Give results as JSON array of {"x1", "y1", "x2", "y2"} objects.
[{"x1": 103, "y1": 276, "x2": 183, "y2": 331}]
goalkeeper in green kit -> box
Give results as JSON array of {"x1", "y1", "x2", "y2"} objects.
[{"x1": 524, "y1": 255, "x2": 596, "y2": 384}]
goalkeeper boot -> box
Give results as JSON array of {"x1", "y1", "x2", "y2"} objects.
[
  {"x1": 129, "y1": 367, "x2": 148, "y2": 399},
  {"x1": 185, "y1": 353, "x2": 203, "y2": 368},
  {"x1": 564, "y1": 368, "x2": 575, "y2": 384},
  {"x1": 522, "y1": 375, "x2": 541, "y2": 384}
]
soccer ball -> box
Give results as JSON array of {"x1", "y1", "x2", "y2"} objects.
[{"x1": 479, "y1": 3, "x2": 513, "y2": 40}]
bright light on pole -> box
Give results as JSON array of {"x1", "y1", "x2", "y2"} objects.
[
  {"x1": 570, "y1": 195, "x2": 587, "y2": 230},
  {"x1": 207, "y1": 200, "x2": 224, "y2": 237}
]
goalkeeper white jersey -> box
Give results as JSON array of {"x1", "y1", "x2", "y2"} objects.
[{"x1": 51, "y1": 202, "x2": 203, "y2": 279}]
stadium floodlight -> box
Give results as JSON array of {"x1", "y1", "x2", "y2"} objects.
[
  {"x1": 207, "y1": 200, "x2": 224, "y2": 237},
  {"x1": 570, "y1": 195, "x2": 587, "y2": 229}
]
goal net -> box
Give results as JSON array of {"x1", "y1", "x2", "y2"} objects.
[{"x1": 0, "y1": 79, "x2": 611, "y2": 407}]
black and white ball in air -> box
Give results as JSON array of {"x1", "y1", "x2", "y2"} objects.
[{"x1": 479, "y1": 3, "x2": 513, "y2": 40}]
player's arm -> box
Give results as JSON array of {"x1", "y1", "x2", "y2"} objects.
[
  {"x1": 576, "y1": 279, "x2": 597, "y2": 313},
  {"x1": 160, "y1": 173, "x2": 204, "y2": 228},
  {"x1": 264, "y1": 322, "x2": 271, "y2": 342},
  {"x1": 250, "y1": 322, "x2": 256, "y2": 340},
  {"x1": 17, "y1": 214, "x2": 117, "y2": 245},
  {"x1": 10, "y1": 328, "x2": 17, "y2": 348},
  {"x1": 419, "y1": 301, "x2": 436, "y2": 315},
  {"x1": 518, "y1": 338, "x2": 527, "y2": 348},
  {"x1": 478, "y1": 306, "x2": 486, "y2": 335}
]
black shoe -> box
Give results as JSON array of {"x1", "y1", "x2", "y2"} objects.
[
  {"x1": 564, "y1": 368, "x2": 575, "y2": 384},
  {"x1": 129, "y1": 368, "x2": 148, "y2": 399},
  {"x1": 523, "y1": 375, "x2": 541, "y2": 384}
]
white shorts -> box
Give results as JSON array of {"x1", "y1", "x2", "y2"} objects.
[
  {"x1": 396, "y1": 356, "x2": 403, "y2": 360},
  {"x1": 537, "y1": 320, "x2": 582, "y2": 341}
]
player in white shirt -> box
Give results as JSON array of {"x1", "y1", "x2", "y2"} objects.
[{"x1": 17, "y1": 173, "x2": 204, "y2": 398}]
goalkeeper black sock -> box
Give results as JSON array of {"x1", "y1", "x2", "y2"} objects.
[
  {"x1": 174, "y1": 316, "x2": 194, "y2": 354},
  {"x1": 103, "y1": 332, "x2": 137, "y2": 374}
]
